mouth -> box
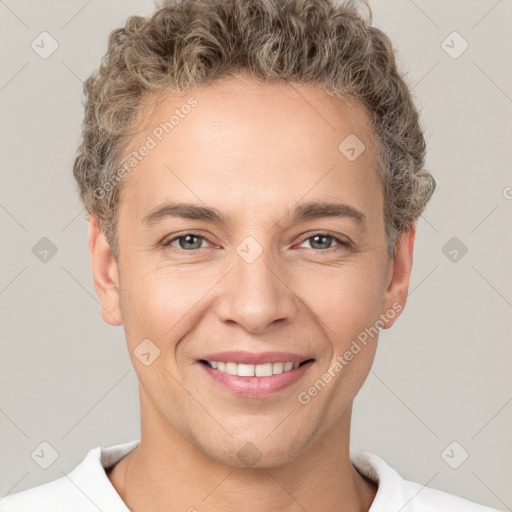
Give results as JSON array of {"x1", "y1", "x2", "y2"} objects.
[
  {"x1": 196, "y1": 352, "x2": 315, "y2": 398},
  {"x1": 199, "y1": 358, "x2": 314, "y2": 376}
]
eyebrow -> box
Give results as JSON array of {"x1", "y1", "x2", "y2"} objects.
[{"x1": 141, "y1": 200, "x2": 367, "y2": 230}]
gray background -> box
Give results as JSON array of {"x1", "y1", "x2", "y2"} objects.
[{"x1": 0, "y1": 0, "x2": 511, "y2": 509}]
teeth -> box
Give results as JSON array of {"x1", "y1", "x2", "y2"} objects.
[
  {"x1": 238, "y1": 363, "x2": 255, "y2": 377},
  {"x1": 225, "y1": 362, "x2": 237, "y2": 375},
  {"x1": 255, "y1": 363, "x2": 272, "y2": 377},
  {"x1": 272, "y1": 362, "x2": 284, "y2": 374},
  {"x1": 206, "y1": 360, "x2": 303, "y2": 376}
]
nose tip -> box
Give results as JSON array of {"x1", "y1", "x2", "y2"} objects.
[{"x1": 215, "y1": 251, "x2": 298, "y2": 333}]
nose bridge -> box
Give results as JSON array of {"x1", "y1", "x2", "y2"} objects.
[{"x1": 216, "y1": 237, "x2": 297, "y2": 332}]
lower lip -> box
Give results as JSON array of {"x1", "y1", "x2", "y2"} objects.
[{"x1": 197, "y1": 361, "x2": 314, "y2": 398}]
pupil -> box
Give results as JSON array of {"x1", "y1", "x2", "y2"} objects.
[
  {"x1": 182, "y1": 235, "x2": 200, "y2": 250},
  {"x1": 313, "y1": 235, "x2": 330, "y2": 249}
]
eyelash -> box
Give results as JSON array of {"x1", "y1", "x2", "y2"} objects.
[{"x1": 161, "y1": 231, "x2": 352, "y2": 254}]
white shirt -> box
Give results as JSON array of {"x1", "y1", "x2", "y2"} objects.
[{"x1": 0, "y1": 439, "x2": 504, "y2": 511}]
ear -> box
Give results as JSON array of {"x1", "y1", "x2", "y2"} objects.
[
  {"x1": 88, "y1": 217, "x2": 123, "y2": 326},
  {"x1": 380, "y1": 223, "x2": 416, "y2": 329}
]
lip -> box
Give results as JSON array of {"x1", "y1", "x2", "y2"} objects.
[
  {"x1": 198, "y1": 351, "x2": 311, "y2": 365},
  {"x1": 196, "y1": 354, "x2": 315, "y2": 398}
]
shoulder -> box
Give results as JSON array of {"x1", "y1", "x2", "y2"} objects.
[
  {"x1": 350, "y1": 450, "x2": 505, "y2": 512},
  {"x1": 0, "y1": 440, "x2": 138, "y2": 512},
  {"x1": 0, "y1": 472, "x2": 91, "y2": 512},
  {"x1": 0, "y1": 446, "x2": 103, "y2": 512}
]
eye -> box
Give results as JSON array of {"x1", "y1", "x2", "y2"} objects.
[
  {"x1": 161, "y1": 231, "x2": 351, "y2": 253},
  {"x1": 297, "y1": 232, "x2": 351, "y2": 251},
  {"x1": 163, "y1": 233, "x2": 211, "y2": 251}
]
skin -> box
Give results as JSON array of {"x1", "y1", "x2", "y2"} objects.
[{"x1": 89, "y1": 75, "x2": 415, "y2": 512}]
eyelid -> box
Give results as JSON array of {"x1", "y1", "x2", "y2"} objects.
[
  {"x1": 296, "y1": 231, "x2": 352, "y2": 250},
  {"x1": 161, "y1": 231, "x2": 213, "y2": 249}
]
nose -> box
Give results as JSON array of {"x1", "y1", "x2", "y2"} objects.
[{"x1": 215, "y1": 247, "x2": 299, "y2": 333}]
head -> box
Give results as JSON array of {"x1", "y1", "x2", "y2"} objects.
[{"x1": 76, "y1": 0, "x2": 435, "y2": 468}]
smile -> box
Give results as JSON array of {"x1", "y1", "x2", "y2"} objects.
[
  {"x1": 200, "y1": 360, "x2": 312, "y2": 377},
  {"x1": 197, "y1": 353, "x2": 315, "y2": 398}
]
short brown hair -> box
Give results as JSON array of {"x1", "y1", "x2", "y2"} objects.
[{"x1": 73, "y1": 0, "x2": 436, "y2": 261}]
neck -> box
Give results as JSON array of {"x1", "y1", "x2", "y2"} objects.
[{"x1": 108, "y1": 396, "x2": 377, "y2": 512}]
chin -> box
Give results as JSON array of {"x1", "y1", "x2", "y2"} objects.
[{"x1": 194, "y1": 430, "x2": 312, "y2": 469}]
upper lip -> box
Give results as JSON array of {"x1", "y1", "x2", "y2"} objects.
[{"x1": 198, "y1": 351, "x2": 314, "y2": 365}]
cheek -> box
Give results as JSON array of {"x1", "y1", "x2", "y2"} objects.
[
  {"x1": 118, "y1": 268, "x2": 175, "y2": 346},
  {"x1": 298, "y1": 261, "x2": 385, "y2": 340},
  {"x1": 118, "y1": 270, "x2": 195, "y2": 399},
  {"x1": 119, "y1": 266, "x2": 218, "y2": 353}
]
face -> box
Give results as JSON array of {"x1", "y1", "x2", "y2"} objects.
[{"x1": 90, "y1": 75, "x2": 414, "y2": 468}]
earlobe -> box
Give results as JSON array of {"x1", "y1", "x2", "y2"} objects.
[
  {"x1": 88, "y1": 217, "x2": 123, "y2": 326},
  {"x1": 381, "y1": 224, "x2": 416, "y2": 329}
]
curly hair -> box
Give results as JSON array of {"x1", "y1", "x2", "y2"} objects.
[{"x1": 73, "y1": 0, "x2": 436, "y2": 261}]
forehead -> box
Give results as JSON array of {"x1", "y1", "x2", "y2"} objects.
[
  {"x1": 133, "y1": 76, "x2": 376, "y2": 150},
  {"x1": 118, "y1": 76, "x2": 383, "y2": 228}
]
